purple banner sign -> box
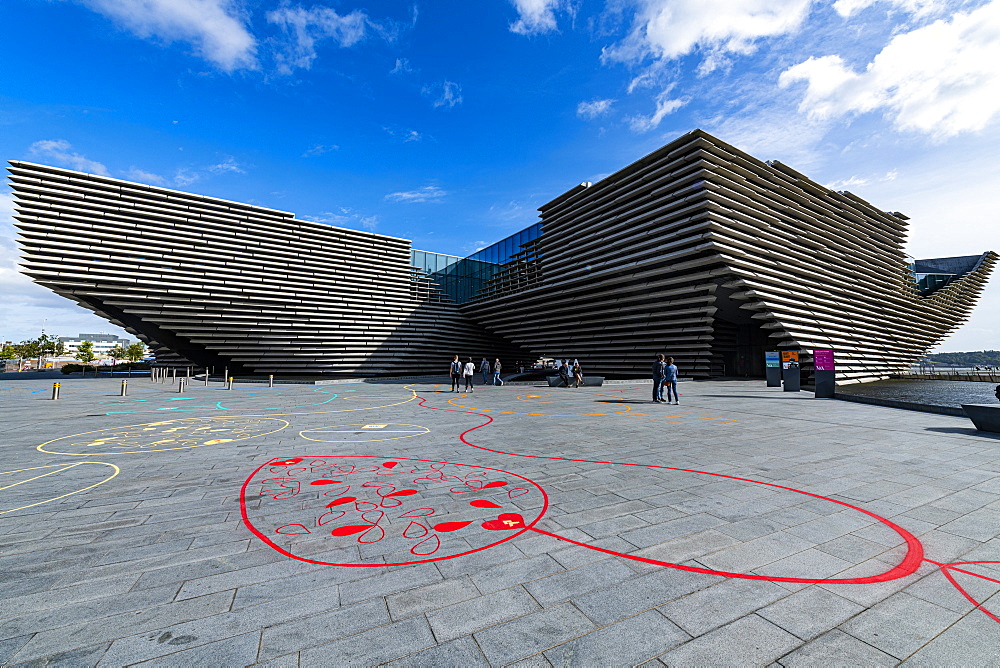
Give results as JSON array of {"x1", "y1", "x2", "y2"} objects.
[{"x1": 814, "y1": 349, "x2": 835, "y2": 371}]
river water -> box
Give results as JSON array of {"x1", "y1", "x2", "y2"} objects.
[{"x1": 837, "y1": 378, "x2": 1000, "y2": 408}]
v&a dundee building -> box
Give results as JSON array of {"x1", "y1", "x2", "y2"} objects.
[{"x1": 8, "y1": 130, "x2": 996, "y2": 383}]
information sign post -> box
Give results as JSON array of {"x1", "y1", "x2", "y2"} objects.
[
  {"x1": 781, "y1": 351, "x2": 801, "y2": 392},
  {"x1": 813, "y1": 349, "x2": 836, "y2": 398},
  {"x1": 765, "y1": 351, "x2": 781, "y2": 387}
]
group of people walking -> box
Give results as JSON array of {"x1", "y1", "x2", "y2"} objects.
[
  {"x1": 652, "y1": 354, "x2": 679, "y2": 404},
  {"x1": 449, "y1": 355, "x2": 505, "y2": 392},
  {"x1": 448, "y1": 354, "x2": 679, "y2": 402}
]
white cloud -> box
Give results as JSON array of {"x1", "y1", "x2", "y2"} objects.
[
  {"x1": 384, "y1": 126, "x2": 426, "y2": 142},
  {"x1": 174, "y1": 168, "x2": 200, "y2": 186},
  {"x1": 267, "y1": 4, "x2": 370, "y2": 74},
  {"x1": 302, "y1": 144, "x2": 339, "y2": 157},
  {"x1": 627, "y1": 88, "x2": 686, "y2": 132},
  {"x1": 825, "y1": 169, "x2": 900, "y2": 190},
  {"x1": 603, "y1": 0, "x2": 812, "y2": 74},
  {"x1": 79, "y1": 0, "x2": 257, "y2": 71},
  {"x1": 208, "y1": 156, "x2": 245, "y2": 174},
  {"x1": 301, "y1": 208, "x2": 378, "y2": 232},
  {"x1": 385, "y1": 186, "x2": 447, "y2": 203},
  {"x1": 577, "y1": 98, "x2": 616, "y2": 119},
  {"x1": 423, "y1": 81, "x2": 463, "y2": 109},
  {"x1": 301, "y1": 211, "x2": 350, "y2": 224},
  {"x1": 509, "y1": 0, "x2": 563, "y2": 35},
  {"x1": 779, "y1": 3, "x2": 1000, "y2": 139},
  {"x1": 832, "y1": 0, "x2": 948, "y2": 19},
  {"x1": 28, "y1": 140, "x2": 109, "y2": 176},
  {"x1": 126, "y1": 167, "x2": 168, "y2": 185},
  {"x1": 390, "y1": 57, "x2": 412, "y2": 74},
  {"x1": 826, "y1": 175, "x2": 870, "y2": 189}
]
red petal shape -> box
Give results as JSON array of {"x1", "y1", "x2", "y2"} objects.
[
  {"x1": 397, "y1": 508, "x2": 435, "y2": 518},
  {"x1": 481, "y1": 513, "x2": 526, "y2": 531},
  {"x1": 410, "y1": 534, "x2": 441, "y2": 556},
  {"x1": 433, "y1": 521, "x2": 473, "y2": 533},
  {"x1": 325, "y1": 496, "x2": 356, "y2": 507},
  {"x1": 403, "y1": 521, "x2": 428, "y2": 539},
  {"x1": 483, "y1": 481, "x2": 508, "y2": 488},
  {"x1": 382, "y1": 461, "x2": 398, "y2": 468},
  {"x1": 271, "y1": 458, "x2": 303, "y2": 466},
  {"x1": 316, "y1": 510, "x2": 345, "y2": 526},
  {"x1": 358, "y1": 525, "x2": 385, "y2": 543},
  {"x1": 470, "y1": 500, "x2": 503, "y2": 509},
  {"x1": 310, "y1": 479, "x2": 342, "y2": 485},
  {"x1": 507, "y1": 488, "x2": 530, "y2": 498},
  {"x1": 275, "y1": 523, "x2": 311, "y2": 535},
  {"x1": 330, "y1": 524, "x2": 371, "y2": 537},
  {"x1": 385, "y1": 489, "x2": 418, "y2": 497}
]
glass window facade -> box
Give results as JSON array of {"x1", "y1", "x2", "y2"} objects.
[{"x1": 411, "y1": 223, "x2": 543, "y2": 304}]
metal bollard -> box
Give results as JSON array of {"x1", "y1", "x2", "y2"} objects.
[
  {"x1": 227, "y1": 377, "x2": 234, "y2": 390},
  {"x1": 121, "y1": 379, "x2": 128, "y2": 396},
  {"x1": 170, "y1": 368, "x2": 175, "y2": 384},
  {"x1": 268, "y1": 374, "x2": 274, "y2": 388},
  {"x1": 178, "y1": 378, "x2": 186, "y2": 393},
  {"x1": 204, "y1": 370, "x2": 209, "y2": 386},
  {"x1": 51, "y1": 382, "x2": 60, "y2": 400}
]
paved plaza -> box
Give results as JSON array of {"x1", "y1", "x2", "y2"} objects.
[{"x1": 1, "y1": 374, "x2": 999, "y2": 666}]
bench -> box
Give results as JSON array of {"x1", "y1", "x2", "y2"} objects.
[
  {"x1": 547, "y1": 376, "x2": 605, "y2": 387},
  {"x1": 962, "y1": 404, "x2": 1000, "y2": 433}
]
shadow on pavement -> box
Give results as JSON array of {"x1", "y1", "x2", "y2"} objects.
[{"x1": 925, "y1": 426, "x2": 1000, "y2": 440}]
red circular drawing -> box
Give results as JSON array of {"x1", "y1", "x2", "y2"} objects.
[{"x1": 240, "y1": 455, "x2": 548, "y2": 567}]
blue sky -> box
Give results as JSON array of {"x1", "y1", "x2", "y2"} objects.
[{"x1": 1, "y1": 0, "x2": 998, "y2": 351}]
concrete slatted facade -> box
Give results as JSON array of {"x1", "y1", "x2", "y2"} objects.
[
  {"x1": 8, "y1": 161, "x2": 526, "y2": 376},
  {"x1": 7, "y1": 129, "x2": 995, "y2": 381},
  {"x1": 462, "y1": 130, "x2": 995, "y2": 382}
]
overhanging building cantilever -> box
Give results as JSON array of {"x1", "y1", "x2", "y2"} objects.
[{"x1": 8, "y1": 130, "x2": 996, "y2": 381}]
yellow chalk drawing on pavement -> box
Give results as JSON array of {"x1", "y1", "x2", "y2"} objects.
[
  {"x1": 0, "y1": 462, "x2": 120, "y2": 515},
  {"x1": 37, "y1": 417, "x2": 289, "y2": 455}
]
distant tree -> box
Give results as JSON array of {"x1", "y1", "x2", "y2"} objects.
[
  {"x1": 21, "y1": 334, "x2": 65, "y2": 369},
  {"x1": 12, "y1": 341, "x2": 34, "y2": 369},
  {"x1": 108, "y1": 344, "x2": 127, "y2": 366},
  {"x1": 75, "y1": 340, "x2": 96, "y2": 364},
  {"x1": 0, "y1": 344, "x2": 15, "y2": 360},
  {"x1": 926, "y1": 350, "x2": 1000, "y2": 367},
  {"x1": 125, "y1": 343, "x2": 145, "y2": 363}
]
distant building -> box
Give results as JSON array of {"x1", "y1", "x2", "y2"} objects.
[
  {"x1": 58, "y1": 333, "x2": 138, "y2": 359},
  {"x1": 9, "y1": 130, "x2": 996, "y2": 382}
]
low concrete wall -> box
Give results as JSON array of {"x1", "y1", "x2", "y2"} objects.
[{"x1": 833, "y1": 393, "x2": 966, "y2": 417}]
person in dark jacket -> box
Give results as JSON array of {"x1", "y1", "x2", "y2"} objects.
[
  {"x1": 558, "y1": 360, "x2": 572, "y2": 388},
  {"x1": 652, "y1": 354, "x2": 666, "y2": 402},
  {"x1": 449, "y1": 355, "x2": 462, "y2": 392}
]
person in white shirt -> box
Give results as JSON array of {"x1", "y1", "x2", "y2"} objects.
[{"x1": 462, "y1": 357, "x2": 476, "y2": 392}]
